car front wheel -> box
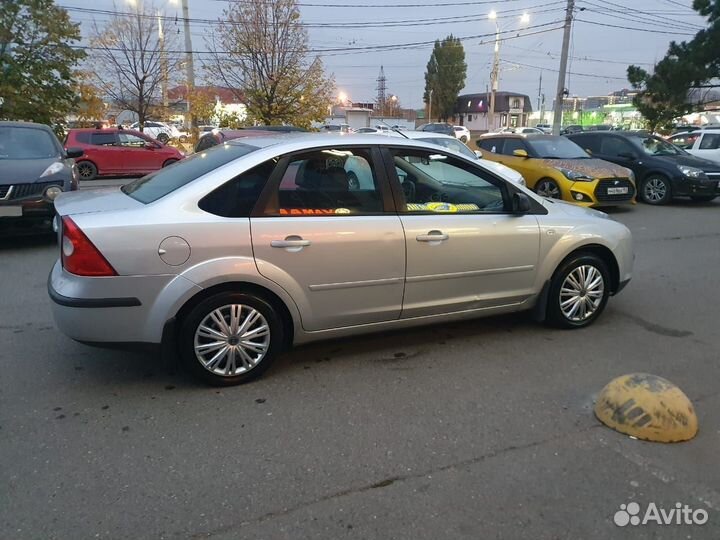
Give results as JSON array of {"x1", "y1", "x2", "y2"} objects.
[
  {"x1": 546, "y1": 253, "x2": 610, "y2": 329},
  {"x1": 640, "y1": 175, "x2": 672, "y2": 205},
  {"x1": 157, "y1": 133, "x2": 170, "y2": 144},
  {"x1": 535, "y1": 178, "x2": 562, "y2": 199},
  {"x1": 180, "y1": 292, "x2": 284, "y2": 386}
]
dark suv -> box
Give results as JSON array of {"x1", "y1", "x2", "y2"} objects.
[
  {"x1": 0, "y1": 122, "x2": 83, "y2": 231},
  {"x1": 567, "y1": 131, "x2": 720, "y2": 204}
]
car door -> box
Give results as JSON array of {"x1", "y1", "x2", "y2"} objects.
[
  {"x1": 89, "y1": 131, "x2": 122, "y2": 174},
  {"x1": 118, "y1": 132, "x2": 161, "y2": 173},
  {"x1": 592, "y1": 135, "x2": 647, "y2": 178},
  {"x1": 494, "y1": 137, "x2": 537, "y2": 182},
  {"x1": 383, "y1": 146, "x2": 540, "y2": 318},
  {"x1": 251, "y1": 146, "x2": 405, "y2": 331},
  {"x1": 692, "y1": 132, "x2": 720, "y2": 164}
]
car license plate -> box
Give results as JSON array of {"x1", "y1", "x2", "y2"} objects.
[
  {"x1": 607, "y1": 187, "x2": 629, "y2": 195},
  {"x1": 0, "y1": 206, "x2": 22, "y2": 217}
]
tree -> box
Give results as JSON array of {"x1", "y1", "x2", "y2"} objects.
[
  {"x1": 424, "y1": 35, "x2": 467, "y2": 121},
  {"x1": 0, "y1": 0, "x2": 85, "y2": 124},
  {"x1": 88, "y1": 2, "x2": 179, "y2": 130},
  {"x1": 206, "y1": 0, "x2": 334, "y2": 128},
  {"x1": 627, "y1": 0, "x2": 720, "y2": 131},
  {"x1": 72, "y1": 72, "x2": 107, "y2": 126}
]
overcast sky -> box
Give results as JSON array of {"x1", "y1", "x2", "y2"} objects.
[{"x1": 61, "y1": 0, "x2": 707, "y2": 109}]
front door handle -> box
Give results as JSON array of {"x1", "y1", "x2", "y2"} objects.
[
  {"x1": 271, "y1": 236, "x2": 311, "y2": 249},
  {"x1": 416, "y1": 231, "x2": 449, "y2": 242}
]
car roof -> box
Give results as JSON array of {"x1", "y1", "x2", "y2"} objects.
[
  {"x1": 222, "y1": 132, "x2": 473, "y2": 151},
  {"x1": 0, "y1": 120, "x2": 52, "y2": 130}
]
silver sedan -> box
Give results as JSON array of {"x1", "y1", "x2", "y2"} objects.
[{"x1": 48, "y1": 134, "x2": 633, "y2": 385}]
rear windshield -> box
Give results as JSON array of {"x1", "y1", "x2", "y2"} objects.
[
  {"x1": 0, "y1": 126, "x2": 61, "y2": 159},
  {"x1": 122, "y1": 142, "x2": 258, "y2": 203}
]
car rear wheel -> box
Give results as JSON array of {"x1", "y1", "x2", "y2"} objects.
[
  {"x1": 347, "y1": 171, "x2": 360, "y2": 190},
  {"x1": 690, "y1": 195, "x2": 716, "y2": 202},
  {"x1": 640, "y1": 175, "x2": 672, "y2": 205},
  {"x1": 546, "y1": 253, "x2": 610, "y2": 329},
  {"x1": 180, "y1": 292, "x2": 284, "y2": 386},
  {"x1": 162, "y1": 159, "x2": 179, "y2": 168},
  {"x1": 460, "y1": 136, "x2": 468, "y2": 143},
  {"x1": 535, "y1": 178, "x2": 562, "y2": 199},
  {"x1": 157, "y1": 133, "x2": 170, "y2": 144},
  {"x1": 76, "y1": 161, "x2": 97, "y2": 180}
]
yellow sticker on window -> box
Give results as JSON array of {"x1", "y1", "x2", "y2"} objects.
[{"x1": 406, "y1": 203, "x2": 479, "y2": 212}]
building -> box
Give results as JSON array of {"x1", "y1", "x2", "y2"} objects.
[{"x1": 454, "y1": 92, "x2": 532, "y2": 132}]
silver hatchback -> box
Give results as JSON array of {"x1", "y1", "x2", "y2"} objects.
[{"x1": 49, "y1": 134, "x2": 633, "y2": 385}]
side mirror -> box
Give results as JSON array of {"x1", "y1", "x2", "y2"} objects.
[
  {"x1": 617, "y1": 151, "x2": 637, "y2": 160},
  {"x1": 474, "y1": 150, "x2": 483, "y2": 159},
  {"x1": 65, "y1": 147, "x2": 84, "y2": 159},
  {"x1": 513, "y1": 149, "x2": 529, "y2": 158},
  {"x1": 512, "y1": 192, "x2": 532, "y2": 214}
]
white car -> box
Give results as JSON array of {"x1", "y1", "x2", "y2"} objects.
[
  {"x1": 495, "y1": 126, "x2": 544, "y2": 135},
  {"x1": 535, "y1": 124, "x2": 552, "y2": 134},
  {"x1": 453, "y1": 125, "x2": 471, "y2": 143},
  {"x1": 668, "y1": 129, "x2": 720, "y2": 164},
  {"x1": 129, "y1": 121, "x2": 182, "y2": 144}
]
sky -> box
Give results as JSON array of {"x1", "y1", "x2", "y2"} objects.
[{"x1": 59, "y1": 0, "x2": 708, "y2": 109}]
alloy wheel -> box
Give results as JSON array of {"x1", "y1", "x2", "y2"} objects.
[
  {"x1": 536, "y1": 180, "x2": 561, "y2": 199},
  {"x1": 193, "y1": 304, "x2": 271, "y2": 377},
  {"x1": 77, "y1": 163, "x2": 94, "y2": 179},
  {"x1": 643, "y1": 177, "x2": 667, "y2": 203},
  {"x1": 559, "y1": 265, "x2": 605, "y2": 322}
]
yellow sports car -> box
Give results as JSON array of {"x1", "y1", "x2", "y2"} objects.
[{"x1": 477, "y1": 134, "x2": 636, "y2": 206}]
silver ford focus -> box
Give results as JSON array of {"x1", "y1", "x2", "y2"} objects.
[{"x1": 48, "y1": 134, "x2": 633, "y2": 385}]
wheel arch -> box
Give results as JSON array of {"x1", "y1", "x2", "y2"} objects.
[
  {"x1": 174, "y1": 281, "x2": 295, "y2": 351},
  {"x1": 555, "y1": 243, "x2": 620, "y2": 293}
]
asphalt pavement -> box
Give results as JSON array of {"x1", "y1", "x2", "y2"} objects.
[{"x1": 1, "y1": 198, "x2": 719, "y2": 539}]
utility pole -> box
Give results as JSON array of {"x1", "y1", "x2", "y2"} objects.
[
  {"x1": 488, "y1": 24, "x2": 500, "y2": 131},
  {"x1": 537, "y1": 71, "x2": 542, "y2": 113},
  {"x1": 428, "y1": 88, "x2": 433, "y2": 122},
  {"x1": 181, "y1": 0, "x2": 196, "y2": 137},
  {"x1": 552, "y1": 0, "x2": 574, "y2": 135},
  {"x1": 158, "y1": 12, "x2": 168, "y2": 111}
]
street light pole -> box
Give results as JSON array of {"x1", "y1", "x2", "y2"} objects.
[
  {"x1": 158, "y1": 12, "x2": 168, "y2": 110},
  {"x1": 181, "y1": 0, "x2": 196, "y2": 135},
  {"x1": 552, "y1": 0, "x2": 575, "y2": 136}
]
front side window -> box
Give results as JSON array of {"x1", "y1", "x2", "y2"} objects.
[
  {"x1": 499, "y1": 138, "x2": 526, "y2": 156},
  {"x1": 118, "y1": 133, "x2": 148, "y2": 147},
  {"x1": 478, "y1": 138, "x2": 500, "y2": 153},
  {"x1": 264, "y1": 147, "x2": 384, "y2": 216},
  {"x1": 0, "y1": 126, "x2": 61, "y2": 159},
  {"x1": 526, "y1": 137, "x2": 589, "y2": 159},
  {"x1": 123, "y1": 142, "x2": 259, "y2": 204},
  {"x1": 390, "y1": 148, "x2": 506, "y2": 213},
  {"x1": 670, "y1": 133, "x2": 699, "y2": 149}
]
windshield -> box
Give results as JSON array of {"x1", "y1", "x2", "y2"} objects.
[
  {"x1": 638, "y1": 136, "x2": 684, "y2": 156},
  {"x1": 0, "y1": 126, "x2": 61, "y2": 160},
  {"x1": 526, "y1": 137, "x2": 590, "y2": 159},
  {"x1": 122, "y1": 142, "x2": 258, "y2": 203},
  {"x1": 418, "y1": 137, "x2": 477, "y2": 160}
]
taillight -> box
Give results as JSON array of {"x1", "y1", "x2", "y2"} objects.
[{"x1": 61, "y1": 216, "x2": 117, "y2": 277}]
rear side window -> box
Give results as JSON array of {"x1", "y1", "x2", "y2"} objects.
[
  {"x1": 571, "y1": 134, "x2": 600, "y2": 153},
  {"x1": 499, "y1": 138, "x2": 525, "y2": 156},
  {"x1": 122, "y1": 142, "x2": 258, "y2": 204},
  {"x1": 74, "y1": 132, "x2": 92, "y2": 144},
  {"x1": 478, "y1": 138, "x2": 500, "y2": 153},
  {"x1": 90, "y1": 132, "x2": 117, "y2": 146},
  {"x1": 199, "y1": 160, "x2": 276, "y2": 217},
  {"x1": 699, "y1": 134, "x2": 720, "y2": 150}
]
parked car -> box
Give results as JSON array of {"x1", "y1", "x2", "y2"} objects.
[
  {"x1": 477, "y1": 134, "x2": 636, "y2": 206},
  {"x1": 535, "y1": 124, "x2": 552, "y2": 134},
  {"x1": 242, "y1": 126, "x2": 307, "y2": 133},
  {"x1": 567, "y1": 131, "x2": 720, "y2": 204},
  {"x1": 0, "y1": 121, "x2": 82, "y2": 230},
  {"x1": 668, "y1": 129, "x2": 720, "y2": 165},
  {"x1": 65, "y1": 128, "x2": 184, "y2": 180},
  {"x1": 584, "y1": 125, "x2": 613, "y2": 132},
  {"x1": 560, "y1": 125, "x2": 584, "y2": 135},
  {"x1": 453, "y1": 125, "x2": 471, "y2": 143},
  {"x1": 496, "y1": 126, "x2": 544, "y2": 135},
  {"x1": 128, "y1": 121, "x2": 182, "y2": 144},
  {"x1": 417, "y1": 123, "x2": 456, "y2": 137},
  {"x1": 354, "y1": 127, "x2": 382, "y2": 134},
  {"x1": 49, "y1": 133, "x2": 633, "y2": 385},
  {"x1": 321, "y1": 124, "x2": 352, "y2": 133}
]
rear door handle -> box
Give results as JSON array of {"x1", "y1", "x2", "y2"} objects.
[
  {"x1": 416, "y1": 231, "x2": 449, "y2": 242},
  {"x1": 271, "y1": 237, "x2": 311, "y2": 248}
]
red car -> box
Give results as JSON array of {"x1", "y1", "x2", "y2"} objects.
[{"x1": 65, "y1": 128, "x2": 184, "y2": 180}]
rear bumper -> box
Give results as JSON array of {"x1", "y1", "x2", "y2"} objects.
[{"x1": 47, "y1": 260, "x2": 201, "y2": 345}]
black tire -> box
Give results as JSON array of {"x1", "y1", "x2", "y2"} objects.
[
  {"x1": 690, "y1": 195, "x2": 716, "y2": 202},
  {"x1": 545, "y1": 253, "x2": 611, "y2": 329},
  {"x1": 347, "y1": 171, "x2": 360, "y2": 190},
  {"x1": 76, "y1": 160, "x2": 97, "y2": 180},
  {"x1": 162, "y1": 159, "x2": 179, "y2": 168},
  {"x1": 639, "y1": 174, "x2": 672, "y2": 205},
  {"x1": 157, "y1": 133, "x2": 170, "y2": 144},
  {"x1": 180, "y1": 292, "x2": 284, "y2": 386},
  {"x1": 535, "y1": 178, "x2": 562, "y2": 200},
  {"x1": 460, "y1": 136, "x2": 468, "y2": 143}
]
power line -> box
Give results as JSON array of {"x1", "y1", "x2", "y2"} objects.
[{"x1": 575, "y1": 19, "x2": 697, "y2": 36}]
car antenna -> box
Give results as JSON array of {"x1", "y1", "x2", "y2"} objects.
[{"x1": 378, "y1": 119, "x2": 409, "y2": 139}]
